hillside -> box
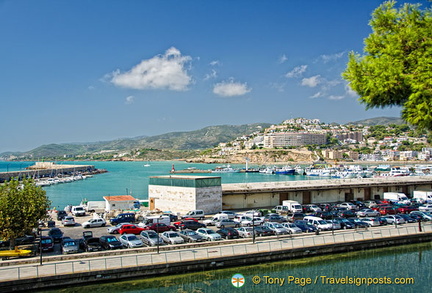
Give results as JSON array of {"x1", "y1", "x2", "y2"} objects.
[
  {"x1": 2, "y1": 123, "x2": 271, "y2": 159},
  {"x1": 348, "y1": 116, "x2": 404, "y2": 126}
]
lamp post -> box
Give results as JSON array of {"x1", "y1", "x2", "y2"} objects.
[
  {"x1": 156, "y1": 215, "x2": 162, "y2": 254},
  {"x1": 39, "y1": 227, "x2": 43, "y2": 266},
  {"x1": 252, "y1": 211, "x2": 256, "y2": 244}
]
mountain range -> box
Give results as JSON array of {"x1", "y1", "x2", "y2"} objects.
[{"x1": 1, "y1": 117, "x2": 404, "y2": 159}]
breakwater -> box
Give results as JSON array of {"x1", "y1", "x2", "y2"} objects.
[{"x1": 1, "y1": 225, "x2": 431, "y2": 292}]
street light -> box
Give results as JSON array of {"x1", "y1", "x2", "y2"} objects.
[
  {"x1": 156, "y1": 215, "x2": 162, "y2": 254},
  {"x1": 39, "y1": 226, "x2": 43, "y2": 266},
  {"x1": 252, "y1": 211, "x2": 256, "y2": 244}
]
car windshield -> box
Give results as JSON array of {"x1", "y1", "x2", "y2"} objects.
[
  {"x1": 186, "y1": 231, "x2": 196, "y2": 236},
  {"x1": 274, "y1": 224, "x2": 283, "y2": 228},
  {"x1": 167, "y1": 233, "x2": 178, "y2": 237},
  {"x1": 318, "y1": 220, "x2": 327, "y2": 224},
  {"x1": 64, "y1": 241, "x2": 76, "y2": 247},
  {"x1": 106, "y1": 237, "x2": 117, "y2": 242},
  {"x1": 41, "y1": 239, "x2": 52, "y2": 244},
  {"x1": 127, "y1": 235, "x2": 138, "y2": 241}
]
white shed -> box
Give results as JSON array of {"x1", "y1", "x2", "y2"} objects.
[{"x1": 103, "y1": 195, "x2": 138, "y2": 212}]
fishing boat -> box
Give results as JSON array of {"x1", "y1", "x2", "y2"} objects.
[{"x1": 212, "y1": 165, "x2": 240, "y2": 173}]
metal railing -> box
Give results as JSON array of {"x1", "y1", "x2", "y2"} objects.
[{"x1": 1, "y1": 223, "x2": 431, "y2": 282}]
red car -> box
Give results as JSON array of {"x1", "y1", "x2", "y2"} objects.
[
  {"x1": 396, "y1": 205, "x2": 418, "y2": 214},
  {"x1": 173, "y1": 218, "x2": 198, "y2": 227},
  {"x1": 143, "y1": 223, "x2": 176, "y2": 233},
  {"x1": 379, "y1": 206, "x2": 397, "y2": 215},
  {"x1": 117, "y1": 224, "x2": 145, "y2": 235}
]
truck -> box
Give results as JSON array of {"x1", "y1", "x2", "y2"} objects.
[
  {"x1": 412, "y1": 190, "x2": 432, "y2": 204},
  {"x1": 83, "y1": 201, "x2": 106, "y2": 213},
  {"x1": 383, "y1": 192, "x2": 410, "y2": 205},
  {"x1": 275, "y1": 200, "x2": 302, "y2": 214}
]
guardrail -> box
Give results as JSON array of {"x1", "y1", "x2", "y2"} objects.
[{"x1": 1, "y1": 223, "x2": 431, "y2": 282}]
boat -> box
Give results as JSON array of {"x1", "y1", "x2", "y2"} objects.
[
  {"x1": 274, "y1": 166, "x2": 295, "y2": 175},
  {"x1": 0, "y1": 248, "x2": 32, "y2": 259},
  {"x1": 212, "y1": 165, "x2": 240, "y2": 173}
]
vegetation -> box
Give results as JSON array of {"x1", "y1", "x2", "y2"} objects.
[
  {"x1": 0, "y1": 179, "x2": 50, "y2": 248},
  {"x1": 343, "y1": 1, "x2": 432, "y2": 130}
]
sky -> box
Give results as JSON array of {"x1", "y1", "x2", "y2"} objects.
[{"x1": 0, "y1": 0, "x2": 429, "y2": 153}]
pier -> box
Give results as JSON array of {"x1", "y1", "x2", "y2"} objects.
[{"x1": 0, "y1": 162, "x2": 100, "y2": 183}]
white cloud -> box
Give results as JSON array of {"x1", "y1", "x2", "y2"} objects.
[
  {"x1": 213, "y1": 80, "x2": 251, "y2": 97},
  {"x1": 204, "y1": 69, "x2": 218, "y2": 80},
  {"x1": 310, "y1": 92, "x2": 323, "y2": 99},
  {"x1": 110, "y1": 47, "x2": 192, "y2": 91},
  {"x1": 279, "y1": 54, "x2": 288, "y2": 64},
  {"x1": 286, "y1": 65, "x2": 307, "y2": 78},
  {"x1": 210, "y1": 60, "x2": 220, "y2": 66},
  {"x1": 318, "y1": 52, "x2": 345, "y2": 63},
  {"x1": 125, "y1": 95, "x2": 135, "y2": 104},
  {"x1": 301, "y1": 75, "x2": 321, "y2": 87},
  {"x1": 328, "y1": 95, "x2": 344, "y2": 100}
]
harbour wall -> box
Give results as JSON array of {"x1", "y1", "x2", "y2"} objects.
[
  {"x1": 2, "y1": 232, "x2": 432, "y2": 292},
  {"x1": 0, "y1": 165, "x2": 96, "y2": 182}
]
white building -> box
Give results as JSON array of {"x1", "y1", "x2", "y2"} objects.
[
  {"x1": 148, "y1": 175, "x2": 222, "y2": 215},
  {"x1": 103, "y1": 195, "x2": 138, "y2": 212}
]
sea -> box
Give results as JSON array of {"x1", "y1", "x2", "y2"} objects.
[{"x1": 1, "y1": 160, "x2": 431, "y2": 292}]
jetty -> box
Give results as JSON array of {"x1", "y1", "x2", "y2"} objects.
[{"x1": 0, "y1": 162, "x2": 105, "y2": 183}]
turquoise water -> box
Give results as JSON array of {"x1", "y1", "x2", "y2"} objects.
[
  {"x1": 1, "y1": 161, "x2": 319, "y2": 209},
  {"x1": 45, "y1": 242, "x2": 432, "y2": 293}
]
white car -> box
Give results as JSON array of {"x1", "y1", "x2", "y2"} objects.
[
  {"x1": 236, "y1": 227, "x2": 255, "y2": 238},
  {"x1": 160, "y1": 231, "x2": 185, "y2": 245},
  {"x1": 119, "y1": 233, "x2": 144, "y2": 248},
  {"x1": 82, "y1": 218, "x2": 106, "y2": 228},
  {"x1": 196, "y1": 228, "x2": 222, "y2": 241},
  {"x1": 362, "y1": 217, "x2": 381, "y2": 227},
  {"x1": 419, "y1": 204, "x2": 432, "y2": 213},
  {"x1": 338, "y1": 202, "x2": 357, "y2": 210},
  {"x1": 61, "y1": 216, "x2": 76, "y2": 227}
]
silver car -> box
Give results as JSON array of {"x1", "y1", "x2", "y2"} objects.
[
  {"x1": 140, "y1": 230, "x2": 164, "y2": 246},
  {"x1": 263, "y1": 222, "x2": 288, "y2": 235},
  {"x1": 119, "y1": 233, "x2": 144, "y2": 248},
  {"x1": 160, "y1": 231, "x2": 185, "y2": 245},
  {"x1": 61, "y1": 238, "x2": 79, "y2": 254},
  {"x1": 179, "y1": 229, "x2": 204, "y2": 243},
  {"x1": 196, "y1": 228, "x2": 222, "y2": 241}
]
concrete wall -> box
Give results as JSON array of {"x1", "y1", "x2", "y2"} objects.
[
  {"x1": 222, "y1": 192, "x2": 279, "y2": 210},
  {"x1": 149, "y1": 185, "x2": 222, "y2": 215}
]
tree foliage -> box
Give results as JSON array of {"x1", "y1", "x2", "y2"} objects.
[
  {"x1": 343, "y1": 1, "x2": 432, "y2": 130},
  {"x1": 0, "y1": 179, "x2": 50, "y2": 247}
]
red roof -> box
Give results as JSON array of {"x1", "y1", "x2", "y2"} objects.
[{"x1": 103, "y1": 195, "x2": 136, "y2": 202}]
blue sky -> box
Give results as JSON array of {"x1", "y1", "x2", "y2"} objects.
[{"x1": 0, "y1": 0, "x2": 428, "y2": 153}]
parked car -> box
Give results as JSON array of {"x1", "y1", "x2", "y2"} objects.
[
  {"x1": 119, "y1": 233, "x2": 144, "y2": 248},
  {"x1": 334, "y1": 218, "x2": 355, "y2": 229},
  {"x1": 118, "y1": 224, "x2": 146, "y2": 235},
  {"x1": 293, "y1": 220, "x2": 318, "y2": 233},
  {"x1": 110, "y1": 213, "x2": 136, "y2": 225},
  {"x1": 61, "y1": 238, "x2": 79, "y2": 254},
  {"x1": 286, "y1": 213, "x2": 305, "y2": 222},
  {"x1": 179, "y1": 229, "x2": 205, "y2": 242},
  {"x1": 196, "y1": 228, "x2": 222, "y2": 241},
  {"x1": 235, "y1": 227, "x2": 254, "y2": 238},
  {"x1": 337, "y1": 210, "x2": 357, "y2": 218},
  {"x1": 361, "y1": 217, "x2": 381, "y2": 227},
  {"x1": 61, "y1": 216, "x2": 76, "y2": 227},
  {"x1": 80, "y1": 237, "x2": 103, "y2": 252},
  {"x1": 304, "y1": 204, "x2": 322, "y2": 213},
  {"x1": 107, "y1": 223, "x2": 132, "y2": 234},
  {"x1": 160, "y1": 231, "x2": 185, "y2": 245},
  {"x1": 338, "y1": 202, "x2": 358, "y2": 210},
  {"x1": 40, "y1": 236, "x2": 54, "y2": 252},
  {"x1": 395, "y1": 205, "x2": 418, "y2": 214},
  {"x1": 383, "y1": 215, "x2": 406, "y2": 225},
  {"x1": 254, "y1": 225, "x2": 276, "y2": 236},
  {"x1": 346, "y1": 218, "x2": 369, "y2": 228},
  {"x1": 140, "y1": 230, "x2": 165, "y2": 246},
  {"x1": 215, "y1": 219, "x2": 240, "y2": 228},
  {"x1": 48, "y1": 228, "x2": 64, "y2": 242},
  {"x1": 143, "y1": 223, "x2": 177, "y2": 233},
  {"x1": 175, "y1": 220, "x2": 206, "y2": 230},
  {"x1": 378, "y1": 206, "x2": 397, "y2": 215},
  {"x1": 410, "y1": 211, "x2": 432, "y2": 221},
  {"x1": 418, "y1": 204, "x2": 432, "y2": 213},
  {"x1": 356, "y1": 208, "x2": 380, "y2": 217},
  {"x1": 326, "y1": 219, "x2": 341, "y2": 230},
  {"x1": 215, "y1": 227, "x2": 240, "y2": 239},
  {"x1": 57, "y1": 210, "x2": 68, "y2": 221},
  {"x1": 398, "y1": 214, "x2": 417, "y2": 223},
  {"x1": 216, "y1": 211, "x2": 237, "y2": 219},
  {"x1": 262, "y1": 222, "x2": 288, "y2": 235},
  {"x1": 99, "y1": 235, "x2": 123, "y2": 250},
  {"x1": 82, "y1": 217, "x2": 106, "y2": 228},
  {"x1": 281, "y1": 223, "x2": 303, "y2": 234},
  {"x1": 264, "y1": 214, "x2": 287, "y2": 223}
]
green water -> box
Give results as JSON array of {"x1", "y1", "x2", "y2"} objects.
[{"x1": 46, "y1": 242, "x2": 432, "y2": 293}]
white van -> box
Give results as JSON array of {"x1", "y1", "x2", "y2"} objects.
[
  {"x1": 138, "y1": 215, "x2": 171, "y2": 227},
  {"x1": 182, "y1": 210, "x2": 205, "y2": 220},
  {"x1": 304, "y1": 216, "x2": 332, "y2": 230},
  {"x1": 203, "y1": 214, "x2": 229, "y2": 226},
  {"x1": 383, "y1": 192, "x2": 410, "y2": 205},
  {"x1": 412, "y1": 190, "x2": 432, "y2": 204},
  {"x1": 71, "y1": 206, "x2": 86, "y2": 217}
]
